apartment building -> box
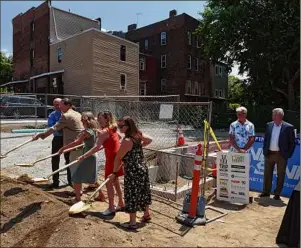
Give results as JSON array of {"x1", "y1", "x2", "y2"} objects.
[{"x1": 126, "y1": 10, "x2": 228, "y2": 101}]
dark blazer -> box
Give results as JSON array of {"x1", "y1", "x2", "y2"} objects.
[{"x1": 263, "y1": 121, "x2": 296, "y2": 160}]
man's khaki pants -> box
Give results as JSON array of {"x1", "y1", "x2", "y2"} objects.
[{"x1": 263, "y1": 151, "x2": 287, "y2": 196}]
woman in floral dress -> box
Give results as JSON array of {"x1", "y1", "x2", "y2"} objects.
[{"x1": 109, "y1": 116, "x2": 152, "y2": 229}]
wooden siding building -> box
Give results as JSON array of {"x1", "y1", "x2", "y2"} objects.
[{"x1": 50, "y1": 28, "x2": 139, "y2": 96}]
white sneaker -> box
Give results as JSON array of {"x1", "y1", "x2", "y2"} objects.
[{"x1": 101, "y1": 208, "x2": 116, "y2": 216}]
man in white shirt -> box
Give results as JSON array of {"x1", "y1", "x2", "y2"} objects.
[{"x1": 260, "y1": 108, "x2": 296, "y2": 200}]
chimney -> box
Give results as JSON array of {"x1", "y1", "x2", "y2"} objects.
[
  {"x1": 95, "y1": 17, "x2": 102, "y2": 30},
  {"x1": 169, "y1": 9, "x2": 177, "y2": 18},
  {"x1": 127, "y1": 24, "x2": 137, "y2": 32}
]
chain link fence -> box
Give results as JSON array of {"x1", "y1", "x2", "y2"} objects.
[{"x1": 1, "y1": 93, "x2": 213, "y2": 201}]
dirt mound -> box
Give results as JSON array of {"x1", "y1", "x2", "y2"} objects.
[{"x1": 0, "y1": 176, "x2": 192, "y2": 247}]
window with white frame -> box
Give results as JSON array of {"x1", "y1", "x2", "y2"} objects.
[
  {"x1": 161, "y1": 79, "x2": 167, "y2": 93},
  {"x1": 195, "y1": 35, "x2": 200, "y2": 48},
  {"x1": 187, "y1": 31, "x2": 191, "y2": 45},
  {"x1": 161, "y1": 54, "x2": 166, "y2": 68},
  {"x1": 215, "y1": 89, "x2": 219, "y2": 97},
  {"x1": 140, "y1": 82, "x2": 147, "y2": 95},
  {"x1": 144, "y1": 39, "x2": 149, "y2": 50},
  {"x1": 194, "y1": 58, "x2": 198, "y2": 71},
  {"x1": 120, "y1": 45, "x2": 126, "y2": 61},
  {"x1": 215, "y1": 65, "x2": 219, "y2": 75},
  {"x1": 186, "y1": 80, "x2": 192, "y2": 94},
  {"x1": 219, "y1": 66, "x2": 223, "y2": 76},
  {"x1": 188, "y1": 55, "x2": 191, "y2": 69},
  {"x1": 57, "y1": 48, "x2": 62, "y2": 63},
  {"x1": 120, "y1": 74, "x2": 126, "y2": 90},
  {"x1": 160, "y1": 32, "x2": 166, "y2": 46},
  {"x1": 219, "y1": 89, "x2": 224, "y2": 98},
  {"x1": 139, "y1": 57, "x2": 145, "y2": 71},
  {"x1": 194, "y1": 81, "x2": 199, "y2": 95}
]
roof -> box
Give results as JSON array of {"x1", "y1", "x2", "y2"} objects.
[
  {"x1": 0, "y1": 80, "x2": 29, "y2": 87},
  {"x1": 50, "y1": 27, "x2": 139, "y2": 47}
]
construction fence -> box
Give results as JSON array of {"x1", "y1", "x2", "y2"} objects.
[{"x1": 1, "y1": 93, "x2": 213, "y2": 201}]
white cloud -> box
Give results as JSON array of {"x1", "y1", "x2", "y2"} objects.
[{"x1": 101, "y1": 28, "x2": 107, "y2": 32}]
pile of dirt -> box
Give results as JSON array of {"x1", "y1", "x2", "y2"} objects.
[{"x1": 0, "y1": 175, "x2": 288, "y2": 247}]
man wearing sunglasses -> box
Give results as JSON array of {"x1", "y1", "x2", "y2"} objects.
[
  {"x1": 229, "y1": 106, "x2": 255, "y2": 153},
  {"x1": 47, "y1": 98, "x2": 69, "y2": 188}
]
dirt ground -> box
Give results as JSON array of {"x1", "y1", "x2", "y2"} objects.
[{"x1": 0, "y1": 174, "x2": 287, "y2": 247}]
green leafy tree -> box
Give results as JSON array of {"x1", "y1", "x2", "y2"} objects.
[
  {"x1": 196, "y1": 0, "x2": 300, "y2": 110},
  {"x1": 0, "y1": 52, "x2": 13, "y2": 86},
  {"x1": 228, "y1": 75, "x2": 248, "y2": 106}
]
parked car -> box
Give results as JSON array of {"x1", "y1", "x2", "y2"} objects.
[{"x1": 0, "y1": 96, "x2": 53, "y2": 118}]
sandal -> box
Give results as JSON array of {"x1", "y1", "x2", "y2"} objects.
[
  {"x1": 119, "y1": 222, "x2": 137, "y2": 230},
  {"x1": 115, "y1": 206, "x2": 125, "y2": 212},
  {"x1": 101, "y1": 208, "x2": 116, "y2": 216},
  {"x1": 141, "y1": 215, "x2": 151, "y2": 222},
  {"x1": 68, "y1": 191, "x2": 82, "y2": 197}
]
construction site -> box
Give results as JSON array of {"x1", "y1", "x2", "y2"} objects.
[{"x1": 0, "y1": 95, "x2": 289, "y2": 247}]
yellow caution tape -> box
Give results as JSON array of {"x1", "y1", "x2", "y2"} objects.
[{"x1": 204, "y1": 120, "x2": 222, "y2": 151}]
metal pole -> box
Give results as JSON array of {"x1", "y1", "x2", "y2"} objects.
[{"x1": 174, "y1": 161, "x2": 179, "y2": 202}]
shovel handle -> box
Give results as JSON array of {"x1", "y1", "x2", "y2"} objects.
[
  {"x1": 88, "y1": 177, "x2": 111, "y2": 202},
  {"x1": 3, "y1": 138, "x2": 33, "y2": 156},
  {"x1": 34, "y1": 144, "x2": 84, "y2": 164},
  {"x1": 46, "y1": 159, "x2": 79, "y2": 179}
]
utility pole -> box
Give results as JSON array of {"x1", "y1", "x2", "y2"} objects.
[{"x1": 136, "y1": 13, "x2": 142, "y2": 27}]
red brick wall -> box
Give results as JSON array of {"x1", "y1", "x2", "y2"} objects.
[
  {"x1": 12, "y1": 1, "x2": 49, "y2": 81},
  {"x1": 140, "y1": 54, "x2": 157, "y2": 95}
]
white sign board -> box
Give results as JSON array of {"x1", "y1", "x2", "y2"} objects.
[
  {"x1": 216, "y1": 152, "x2": 250, "y2": 204},
  {"x1": 159, "y1": 104, "x2": 173, "y2": 119}
]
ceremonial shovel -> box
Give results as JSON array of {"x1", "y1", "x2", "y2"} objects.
[
  {"x1": 69, "y1": 177, "x2": 111, "y2": 215},
  {"x1": 0, "y1": 138, "x2": 33, "y2": 159},
  {"x1": 14, "y1": 144, "x2": 84, "y2": 167}
]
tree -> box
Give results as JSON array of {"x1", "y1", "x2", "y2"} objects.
[
  {"x1": 228, "y1": 76, "x2": 248, "y2": 106},
  {"x1": 195, "y1": 0, "x2": 300, "y2": 110},
  {"x1": 0, "y1": 52, "x2": 13, "y2": 86}
]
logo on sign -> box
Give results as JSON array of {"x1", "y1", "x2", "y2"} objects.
[
  {"x1": 232, "y1": 155, "x2": 244, "y2": 163},
  {"x1": 231, "y1": 165, "x2": 245, "y2": 170},
  {"x1": 238, "y1": 192, "x2": 245, "y2": 196},
  {"x1": 231, "y1": 180, "x2": 240, "y2": 184},
  {"x1": 220, "y1": 155, "x2": 227, "y2": 164},
  {"x1": 231, "y1": 174, "x2": 245, "y2": 179}
]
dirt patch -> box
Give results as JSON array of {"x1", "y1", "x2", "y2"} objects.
[{"x1": 0, "y1": 175, "x2": 287, "y2": 247}]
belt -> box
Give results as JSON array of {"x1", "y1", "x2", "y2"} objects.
[{"x1": 268, "y1": 150, "x2": 280, "y2": 154}]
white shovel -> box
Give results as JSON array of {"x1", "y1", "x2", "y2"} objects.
[
  {"x1": 69, "y1": 177, "x2": 111, "y2": 215},
  {"x1": 14, "y1": 144, "x2": 84, "y2": 167},
  {"x1": 0, "y1": 138, "x2": 33, "y2": 159}
]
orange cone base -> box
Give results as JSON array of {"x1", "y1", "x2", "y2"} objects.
[
  {"x1": 175, "y1": 213, "x2": 207, "y2": 227},
  {"x1": 177, "y1": 137, "x2": 185, "y2": 146}
]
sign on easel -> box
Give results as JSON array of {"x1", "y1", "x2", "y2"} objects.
[{"x1": 216, "y1": 152, "x2": 250, "y2": 204}]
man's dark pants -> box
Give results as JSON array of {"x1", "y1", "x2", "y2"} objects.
[
  {"x1": 51, "y1": 136, "x2": 72, "y2": 186},
  {"x1": 263, "y1": 151, "x2": 287, "y2": 196}
]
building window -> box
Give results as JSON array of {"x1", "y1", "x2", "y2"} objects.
[
  {"x1": 161, "y1": 79, "x2": 167, "y2": 93},
  {"x1": 120, "y1": 74, "x2": 126, "y2": 90},
  {"x1": 199, "y1": 83, "x2": 205, "y2": 95},
  {"x1": 30, "y1": 21, "x2": 35, "y2": 40},
  {"x1": 120, "y1": 45, "x2": 126, "y2": 61},
  {"x1": 188, "y1": 55, "x2": 191, "y2": 69},
  {"x1": 219, "y1": 89, "x2": 224, "y2": 98},
  {"x1": 30, "y1": 48, "x2": 34, "y2": 66},
  {"x1": 215, "y1": 89, "x2": 219, "y2": 97},
  {"x1": 194, "y1": 81, "x2": 199, "y2": 95},
  {"x1": 195, "y1": 35, "x2": 200, "y2": 47},
  {"x1": 139, "y1": 57, "x2": 145, "y2": 71},
  {"x1": 194, "y1": 58, "x2": 198, "y2": 71},
  {"x1": 144, "y1": 39, "x2": 149, "y2": 50},
  {"x1": 160, "y1": 32, "x2": 166, "y2": 46},
  {"x1": 187, "y1": 31, "x2": 191, "y2": 45},
  {"x1": 215, "y1": 65, "x2": 219, "y2": 76},
  {"x1": 186, "y1": 80, "x2": 192, "y2": 94},
  {"x1": 219, "y1": 66, "x2": 223, "y2": 76},
  {"x1": 161, "y1": 54, "x2": 166, "y2": 68},
  {"x1": 140, "y1": 82, "x2": 147, "y2": 95},
  {"x1": 57, "y1": 48, "x2": 62, "y2": 63}
]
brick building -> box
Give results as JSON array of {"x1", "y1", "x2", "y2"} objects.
[
  {"x1": 10, "y1": 0, "x2": 100, "y2": 94},
  {"x1": 139, "y1": 53, "x2": 157, "y2": 96},
  {"x1": 125, "y1": 10, "x2": 228, "y2": 101}
]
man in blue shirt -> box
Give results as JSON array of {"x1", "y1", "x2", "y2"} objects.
[{"x1": 48, "y1": 98, "x2": 71, "y2": 188}]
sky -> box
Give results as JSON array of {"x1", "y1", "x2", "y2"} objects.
[{"x1": 1, "y1": 1, "x2": 244, "y2": 78}]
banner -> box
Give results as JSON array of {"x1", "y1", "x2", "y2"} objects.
[
  {"x1": 216, "y1": 152, "x2": 250, "y2": 204},
  {"x1": 249, "y1": 136, "x2": 300, "y2": 197}
]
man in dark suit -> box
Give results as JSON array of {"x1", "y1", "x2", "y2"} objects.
[{"x1": 260, "y1": 108, "x2": 296, "y2": 200}]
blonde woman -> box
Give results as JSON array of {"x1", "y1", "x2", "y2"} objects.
[
  {"x1": 78, "y1": 111, "x2": 124, "y2": 216},
  {"x1": 58, "y1": 112, "x2": 101, "y2": 203}
]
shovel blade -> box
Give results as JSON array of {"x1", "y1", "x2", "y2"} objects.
[
  {"x1": 69, "y1": 201, "x2": 91, "y2": 215},
  {"x1": 15, "y1": 163, "x2": 34, "y2": 167},
  {"x1": 32, "y1": 177, "x2": 49, "y2": 184},
  {"x1": 0, "y1": 155, "x2": 7, "y2": 159}
]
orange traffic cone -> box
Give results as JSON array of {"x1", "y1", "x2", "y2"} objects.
[
  {"x1": 212, "y1": 163, "x2": 217, "y2": 178},
  {"x1": 177, "y1": 126, "x2": 185, "y2": 146}
]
